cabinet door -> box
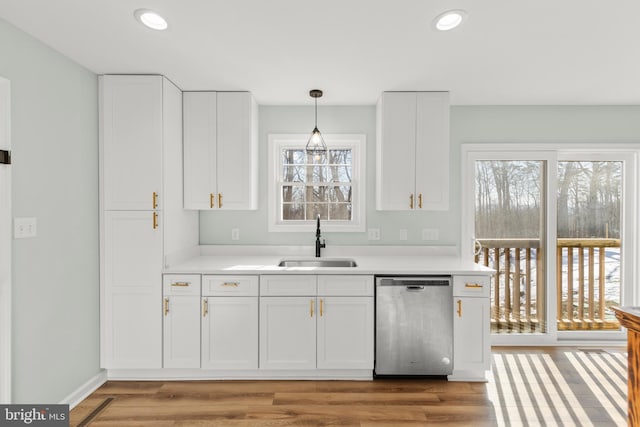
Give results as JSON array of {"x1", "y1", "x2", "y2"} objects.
[
  {"x1": 163, "y1": 296, "x2": 201, "y2": 368},
  {"x1": 202, "y1": 297, "x2": 258, "y2": 369},
  {"x1": 101, "y1": 75, "x2": 162, "y2": 210},
  {"x1": 183, "y1": 91, "x2": 217, "y2": 210},
  {"x1": 216, "y1": 92, "x2": 258, "y2": 210},
  {"x1": 317, "y1": 297, "x2": 374, "y2": 369},
  {"x1": 259, "y1": 297, "x2": 316, "y2": 369},
  {"x1": 376, "y1": 92, "x2": 417, "y2": 211},
  {"x1": 103, "y1": 211, "x2": 162, "y2": 369},
  {"x1": 453, "y1": 297, "x2": 490, "y2": 373},
  {"x1": 414, "y1": 92, "x2": 449, "y2": 210}
]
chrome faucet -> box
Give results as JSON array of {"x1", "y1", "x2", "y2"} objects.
[{"x1": 315, "y1": 214, "x2": 326, "y2": 257}]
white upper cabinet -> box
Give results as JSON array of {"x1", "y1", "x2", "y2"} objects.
[
  {"x1": 101, "y1": 75, "x2": 163, "y2": 211},
  {"x1": 376, "y1": 91, "x2": 450, "y2": 211},
  {"x1": 183, "y1": 91, "x2": 258, "y2": 210}
]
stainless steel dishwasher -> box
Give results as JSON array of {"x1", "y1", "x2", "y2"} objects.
[{"x1": 375, "y1": 276, "x2": 453, "y2": 376}]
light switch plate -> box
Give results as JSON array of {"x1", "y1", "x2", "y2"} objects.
[
  {"x1": 14, "y1": 217, "x2": 37, "y2": 239},
  {"x1": 399, "y1": 229, "x2": 408, "y2": 241},
  {"x1": 231, "y1": 228, "x2": 240, "y2": 240}
]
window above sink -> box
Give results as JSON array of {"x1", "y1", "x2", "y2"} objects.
[{"x1": 267, "y1": 134, "x2": 366, "y2": 233}]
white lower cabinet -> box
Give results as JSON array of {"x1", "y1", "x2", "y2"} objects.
[
  {"x1": 201, "y1": 275, "x2": 259, "y2": 370},
  {"x1": 317, "y1": 296, "x2": 374, "y2": 369},
  {"x1": 451, "y1": 275, "x2": 491, "y2": 381},
  {"x1": 163, "y1": 296, "x2": 201, "y2": 368},
  {"x1": 162, "y1": 274, "x2": 201, "y2": 369},
  {"x1": 259, "y1": 275, "x2": 374, "y2": 371},
  {"x1": 259, "y1": 296, "x2": 317, "y2": 369},
  {"x1": 202, "y1": 296, "x2": 259, "y2": 369}
]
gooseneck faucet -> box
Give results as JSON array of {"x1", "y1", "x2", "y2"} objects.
[{"x1": 315, "y1": 214, "x2": 326, "y2": 257}]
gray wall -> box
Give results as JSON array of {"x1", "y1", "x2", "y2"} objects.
[
  {"x1": 0, "y1": 18, "x2": 100, "y2": 403},
  {"x1": 201, "y1": 105, "x2": 640, "y2": 247},
  {"x1": 200, "y1": 105, "x2": 458, "y2": 245}
]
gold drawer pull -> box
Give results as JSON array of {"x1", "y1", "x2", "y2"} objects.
[
  {"x1": 409, "y1": 193, "x2": 414, "y2": 209},
  {"x1": 221, "y1": 282, "x2": 239, "y2": 287},
  {"x1": 164, "y1": 298, "x2": 169, "y2": 316},
  {"x1": 457, "y1": 299, "x2": 462, "y2": 317},
  {"x1": 218, "y1": 193, "x2": 223, "y2": 208},
  {"x1": 171, "y1": 282, "x2": 190, "y2": 287},
  {"x1": 203, "y1": 299, "x2": 208, "y2": 317},
  {"x1": 210, "y1": 193, "x2": 215, "y2": 209},
  {"x1": 153, "y1": 192, "x2": 158, "y2": 209},
  {"x1": 465, "y1": 284, "x2": 484, "y2": 289},
  {"x1": 418, "y1": 193, "x2": 423, "y2": 209},
  {"x1": 320, "y1": 299, "x2": 324, "y2": 317},
  {"x1": 310, "y1": 299, "x2": 314, "y2": 317},
  {"x1": 153, "y1": 212, "x2": 158, "y2": 229}
]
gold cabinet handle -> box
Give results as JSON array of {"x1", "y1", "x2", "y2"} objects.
[
  {"x1": 418, "y1": 193, "x2": 423, "y2": 209},
  {"x1": 203, "y1": 298, "x2": 208, "y2": 317},
  {"x1": 164, "y1": 298, "x2": 169, "y2": 316},
  {"x1": 409, "y1": 193, "x2": 414, "y2": 209},
  {"x1": 221, "y1": 282, "x2": 239, "y2": 287},
  {"x1": 465, "y1": 283, "x2": 483, "y2": 289},
  {"x1": 320, "y1": 299, "x2": 324, "y2": 317},
  {"x1": 171, "y1": 281, "x2": 190, "y2": 287},
  {"x1": 457, "y1": 299, "x2": 462, "y2": 317},
  {"x1": 310, "y1": 299, "x2": 314, "y2": 317},
  {"x1": 153, "y1": 192, "x2": 158, "y2": 209},
  {"x1": 218, "y1": 193, "x2": 223, "y2": 208},
  {"x1": 210, "y1": 193, "x2": 215, "y2": 209},
  {"x1": 153, "y1": 212, "x2": 158, "y2": 229}
]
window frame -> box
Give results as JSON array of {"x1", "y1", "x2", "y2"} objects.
[{"x1": 267, "y1": 134, "x2": 366, "y2": 232}]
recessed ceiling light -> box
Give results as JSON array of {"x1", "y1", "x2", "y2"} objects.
[
  {"x1": 134, "y1": 9, "x2": 168, "y2": 31},
  {"x1": 434, "y1": 9, "x2": 467, "y2": 31}
]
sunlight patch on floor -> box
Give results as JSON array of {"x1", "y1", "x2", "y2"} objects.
[{"x1": 488, "y1": 350, "x2": 627, "y2": 426}]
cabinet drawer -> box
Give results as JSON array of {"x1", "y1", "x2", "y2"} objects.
[
  {"x1": 317, "y1": 275, "x2": 374, "y2": 296},
  {"x1": 163, "y1": 274, "x2": 201, "y2": 296},
  {"x1": 203, "y1": 275, "x2": 259, "y2": 296},
  {"x1": 260, "y1": 275, "x2": 316, "y2": 296},
  {"x1": 453, "y1": 275, "x2": 490, "y2": 297}
]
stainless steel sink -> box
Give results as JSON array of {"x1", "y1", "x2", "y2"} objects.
[{"x1": 278, "y1": 258, "x2": 358, "y2": 268}]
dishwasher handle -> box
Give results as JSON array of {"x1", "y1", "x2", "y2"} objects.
[
  {"x1": 405, "y1": 285, "x2": 425, "y2": 291},
  {"x1": 377, "y1": 276, "x2": 451, "y2": 287}
]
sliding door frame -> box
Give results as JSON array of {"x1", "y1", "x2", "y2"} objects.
[{"x1": 462, "y1": 142, "x2": 637, "y2": 346}]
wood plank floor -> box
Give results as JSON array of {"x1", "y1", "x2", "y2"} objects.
[{"x1": 70, "y1": 347, "x2": 628, "y2": 426}]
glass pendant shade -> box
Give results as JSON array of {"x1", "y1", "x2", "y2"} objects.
[{"x1": 306, "y1": 90, "x2": 327, "y2": 155}]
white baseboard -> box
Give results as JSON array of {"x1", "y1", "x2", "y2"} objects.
[
  {"x1": 60, "y1": 370, "x2": 108, "y2": 409},
  {"x1": 107, "y1": 368, "x2": 373, "y2": 381}
]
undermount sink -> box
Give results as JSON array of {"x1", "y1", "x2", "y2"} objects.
[{"x1": 278, "y1": 258, "x2": 358, "y2": 268}]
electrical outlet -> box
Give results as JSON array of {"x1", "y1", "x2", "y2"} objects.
[
  {"x1": 14, "y1": 217, "x2": 37, "y2": 239},
  {"x1": 399, "y1": 229, "x2": 408, "y2": 241},
  {"x1": 367, "y1": 228, "x2": 381, "y2": 241},
  {"x1": 231, "y1": 228, "x2": 240, "y2": 240},
  {"x1": 422, "y1": 228, "x2": 439, "y2": 241}
]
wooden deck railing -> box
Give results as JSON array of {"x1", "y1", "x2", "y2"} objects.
[
  {"x1": 475, "y1": 238, "x2": 621, "y2": 332},
  {"x1": 556, "y1": 238, "x2": 621, "y2": 330}
]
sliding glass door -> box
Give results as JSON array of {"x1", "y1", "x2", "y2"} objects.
[{"x1": 463, "y1": 146, "x2": 635, "y2": 343}]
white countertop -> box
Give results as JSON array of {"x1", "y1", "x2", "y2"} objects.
[{"x1": 164, "y1": 245, "x2": 494, "y2": 276}]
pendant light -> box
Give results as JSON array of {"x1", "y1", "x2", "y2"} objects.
[{"x1": 306, "y1": 89, "x2": 327, "y2": 155}]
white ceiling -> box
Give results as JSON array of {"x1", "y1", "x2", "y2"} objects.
[{"x1": 1, "y1": 0, "x2": 640, "y2": 106}]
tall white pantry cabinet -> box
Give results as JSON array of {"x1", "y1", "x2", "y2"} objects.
[{"x1": 99, "y1": 75, "x2": 198, "y2": 369}]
